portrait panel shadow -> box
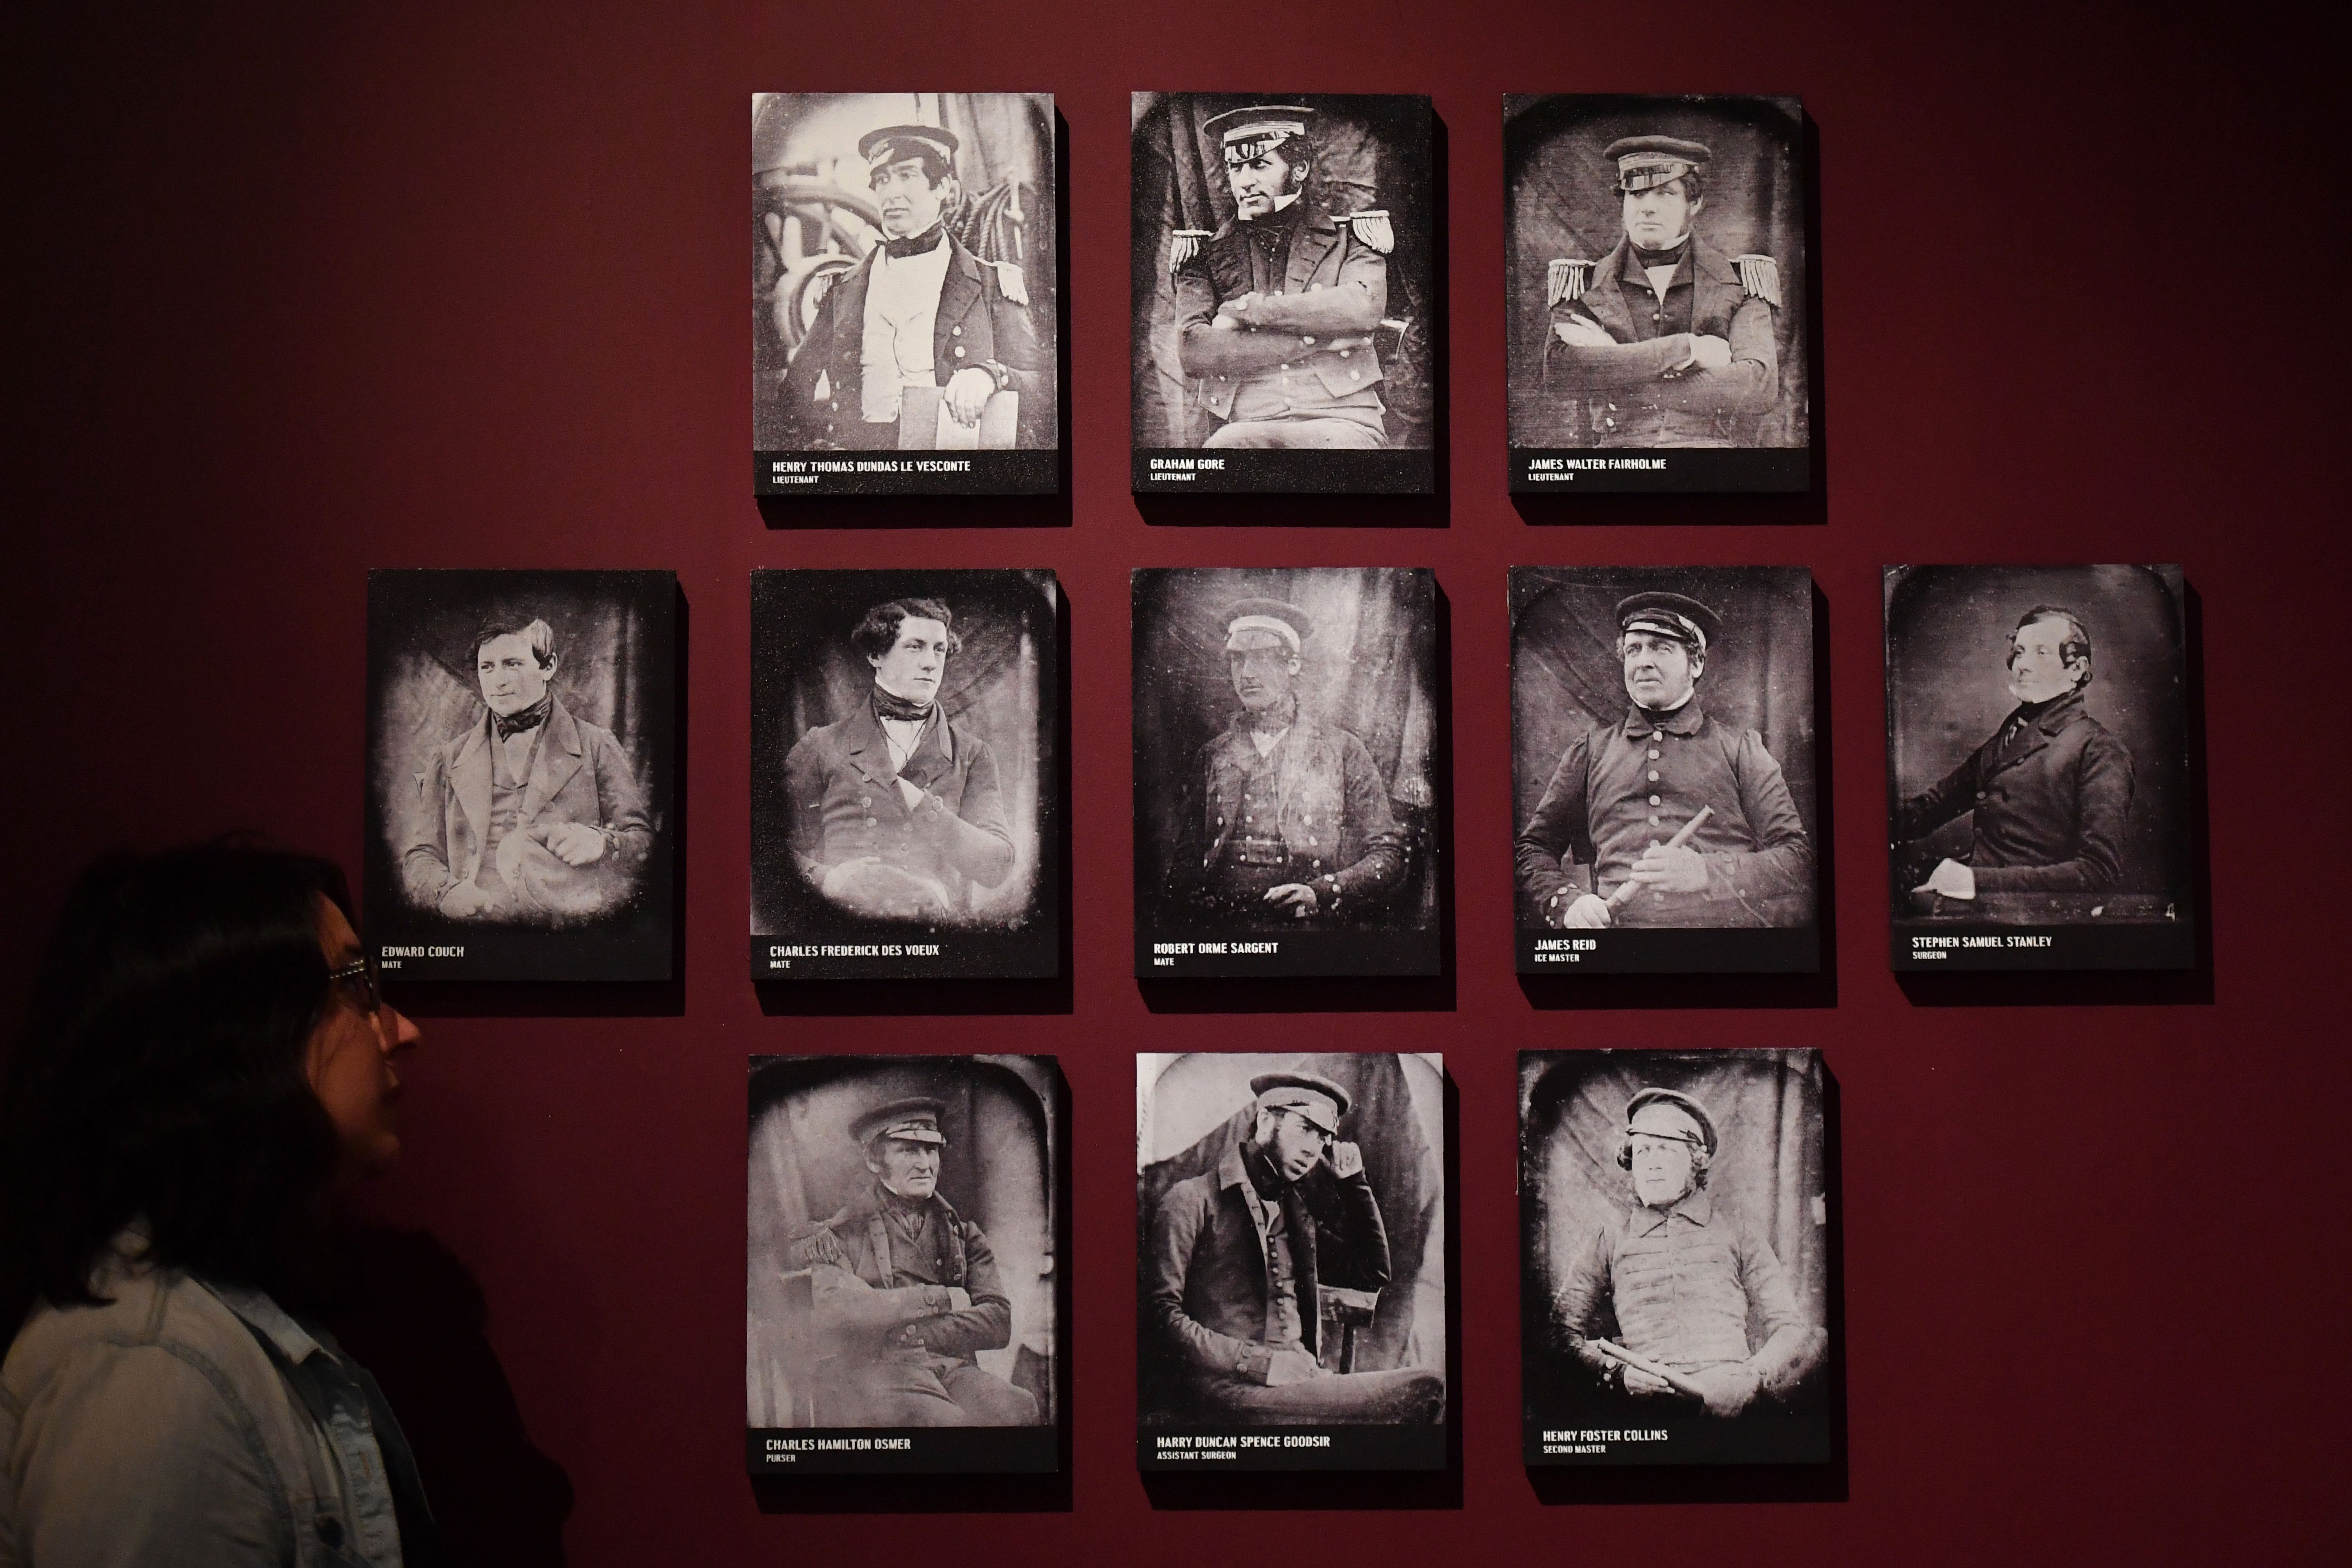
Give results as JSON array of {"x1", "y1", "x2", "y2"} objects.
[
  {"x1": 1509, "y1": 106, "x2": 1824, "y2": 528},
  {"x1": 749, "y1": 1061, "x2": 1073, "y2": 1512},
  {"x1": 1134, "y1": 571, "x2": 1450, "y2": 1004},
  {"x1": 1524, "y1": 1064, "x2": 1846, "y2": 1504},
  {"x1": 379, "y1": 580, "x2": 689, "y2": 1019},
  {"x1": 1516, "y1": 579, "x2": 1834, "y2": 1010},
  {"x1": 1139, "y1": 1056, "x2": 1457, "y2": 1508},
  {"x1": 1893, "y1": 577, "x2": 2209, "y2": 1007},
  {"x1": 321, "y1": 1227, "x2": 575, "y2": 1563}
]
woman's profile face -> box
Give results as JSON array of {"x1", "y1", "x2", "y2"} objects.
[{"x1": 305, "y1": 898, "x2": 420, "y2": 1185}]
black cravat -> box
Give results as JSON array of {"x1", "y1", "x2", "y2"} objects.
[
  {"x1": 1629, "y1": 239, "x2": 1688, "y2": 270},
  {"x1": 873, "y1": 685, "x2": 934, "y2": 723},
  {"x1": 882, "y1": 223, "x2": 946, "y2": 260},
  {"x1": 493, "y1": 693, "x2": 551, "y2": 739}
]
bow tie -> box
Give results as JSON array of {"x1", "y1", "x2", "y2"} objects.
[
  {"x1": 883, "y1": 225, "x2": 946, "y2": 261},
  {"x1": 493, "y1": 695, "x2": 551, "y2": 739}
]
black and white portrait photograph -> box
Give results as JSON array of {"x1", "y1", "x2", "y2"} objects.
[
  {"x1": 1138, "y1": 1053, "x2": 1447, "y2": 1471},
  {"x1": 1885, "y1": 565, "x2": 2194, "y2": 971},
  {"x1": 363, "y1": 569, "x2": 675, "y2": 982},
  {"x1": 1513, "y1": 567, "x2": 1818, "y2": 972},
  {"x1": 753, "y1": 93, "x2": 1058, "y2": 495},
  {"x1": 748, "y1": 1054, "x2": 1059, "y2": 1474},
  {"x1": 1505, "y1": 95, "x2": 1810, "y2": 493},
  {"x1": 1522, "y1": 1049, "x2": 1832, "y2": 1467},
  {"x1": 1132, "y1": 568, "x2": 1439, "y2": 977},
  {"x1": 751, "y1": 570, "x2": 1058, "y2": 980},
  {"x1": 1131, "y1": 94, "x2": 1437, "y2": 495}
]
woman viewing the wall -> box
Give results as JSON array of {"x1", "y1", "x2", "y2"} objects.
[{"x1": 0, "y1": 840, "x2": 437, "y2": 1566}]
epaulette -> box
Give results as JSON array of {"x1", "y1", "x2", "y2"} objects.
[
  {"x1": 987, "y1": 259, "x2": 1029, "y2": 308},
  {"x1": 1346, "y1": 210, "x2": 1394, "y2": 255},
  {"x1": 1168, "y1": 229, "x2": 1214, "y2": 272},
  {"x1": 1730, "y1": 253, "x2": 1782, "y2": 308},
  {"x1": 1546, "y1": 257, "x2": 1593, "y2": 308}
]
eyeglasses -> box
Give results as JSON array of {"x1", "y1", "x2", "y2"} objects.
[
  {"x1": 1627, "y1": 1132, "x2": 1701, "y2": 1156},
  {"x1": 325, "y1": 956, "x2": 383, "y2": 1016}
]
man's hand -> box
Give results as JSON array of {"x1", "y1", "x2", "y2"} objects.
[
  {"x1": 1553, "y1": 314, "x2": 1613, "y2": 348},
  {"x1": 1263, "y1": 882, "x2": 1319, "y2": 917},
  {"x1": 945, "y1": 1287, "x2": 972, "y2": 1313},
  {"x1": 1690, "y1": 1361, "x2": 1762, "y2": 1419},
  {"x1": 1265, "y1": 1348, "x2": 1323, "y2": 1387},
  {"x1": 1629, "y1": 841, "x2": 1708, "y2": 893},
  {"x1": 1555, "y1": 892, "x2": 1613, "y2": 929},
  {"x1": 1622, "y1": 1366, "x2": 1673, "y2": 1397},
  {"x1": 438, "y1": 881, "x2": 495, "y2": 918},
  {"x1": 943, "y1": 366, "x2": 996, "y2": 427},
  {"x1": 1687, "y1": 333, "x2": 1733, "y2": 371},
  {"x1": 819, "y1": 857, "x2": 883, "y2": 898},
  {"x1": 1213, "y1": 292, "x2": 1262, "y2": 330},
  {"x1": 1916, "y1": 857, "x2": 1976, "y2": 901},
  {"x1": 895, "y1": 776, "x2": 926, "y2": 813},
  {"x1": 543, "y1": 822, "x2": 606, "y2": 867},
  {"x1": 1326, "y1": 1141, "x2": 1364, "y2": 1179}
]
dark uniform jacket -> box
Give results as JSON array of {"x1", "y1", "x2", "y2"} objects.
[
  {"x1": 789, "y1": 1183, "x2": 1013, "y2": 1367},
  {"x1": 1515, "y1": 700, "x2": 1812, "y2": 927},
  {"x1": 1165, "y1": 713, "x2": 1407, "y2": 926},
  {"x1": 1146, "y1": 1145, "x2": 1390, "y2": 1386},
  {"x1": 399, "y1": 697, "x2": 651, "y2": 918},
  {"x1": 782, "y1": 696, "x2": 1014, "y2": 916},
  {"x1": 1174, "y1": 205, "x2": 1388, "y2": 428},
  {"x1": 776, "y1": 229, "x2": 1047, "y2": 449},
  {"x1": 1895, "y1": 689, "x2": 2134, "y2": 893},
  {"x1": 1542, "y1": 234, "x2": 1777, "y2": 447}
]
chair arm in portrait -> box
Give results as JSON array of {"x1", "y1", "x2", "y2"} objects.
[
  {"x1": 1315, "y1": 1285, "x2": 1382, "y2": 1375},
  {"x1": 770, "y1": 1268, "x2": 831, "y2": 1426}
]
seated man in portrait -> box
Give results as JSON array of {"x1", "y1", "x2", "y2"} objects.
[
  {"x1": 1163, "y1": 598, "x2": 1406, "y2": 929},
  {"x1": 776, "y1": 125, "x2": 1046, "y2": 450},
  {"x1": 1515, "y1": 591, "x2": 1811, "y2": 928},
  {"x1": 1146, "y1": 1074, "x2": 1443, "y2": 1425},
  {"x1": 1540, "y1": 135, "x2": 1782, "y2": 447},
  {"x1": 399, "y1": 614, "x2": 651, "y2": 924},
  {"x1": 790, "y1": 1097, "x2": 1039, "y2": 1426},
  {"x1": 1170, "y1": 105, "x2": 1396, "y2": 450},
  {"x1": 782, "y1": 597, "x2": 1015, "y2": 924},
  {"x1": 1552, "y1": 1089, "x2": 1824, "y2": 1418},
  {"x1": 1895, "y1": 604, "x2": 2135, "y2": 907}
]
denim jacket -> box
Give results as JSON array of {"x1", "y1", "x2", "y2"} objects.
[{"x1": 1, "y1": 1234, "x2": 427, "y2": 1568}]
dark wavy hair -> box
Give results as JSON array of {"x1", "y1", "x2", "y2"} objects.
[
  {"x1": 0, "y1": 841, "x2": 350, "y2": 1328},
  {"x1": 849, "y1": 597, "x2": 960, "y2": 662}
]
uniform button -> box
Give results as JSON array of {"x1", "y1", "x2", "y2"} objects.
[
  {"x1": 1339, "y1": 348, "x2": 1350, "y2": 358},
  {"x1": 1301, "y1": 335, "x2": 1316, "y2": 346},
  {"x1": 1648, "y1": 770, "x2": 1660, "y2": 781},
  {"x1": 1312, "y1": 859, "x2": 1321, "y2": 868},
  {"x1": 1349, "y1": 370, "x2": 1360, "y2": 379},
  {"x1": 1217, "y1": 815, "x2": 1225, "y2": 825},
  {"x1": 1648, "y1": 749, "x2": 1660, "y2": 760},
  {"x1": 859, "y1": 795, "x2": 871, "y2": 806},
  {"x1": 864, "y1": 817, "x2": 877, "y2": 827},
  {"x1": 1279, "y1": 363, "x2": 1290, "y2": 371},
  {"x1": 1649, "y1": 814, "x2": 1660, "y2": 824},
  {"x1": 1649, "y1": 795, "x2": 1661, "y2": 807},
  {"x1": 953, "y1": 346, "x2": 966, "y2": 358},
  {"x1": 951, "y1": 325, "x2": 962, "y2": 336},
  {"x1": 1976, "y1": 790, "x2": 1987, "y2": 800},
  {"x1": 1605, "y1": 417, "x2": 1616, "y2": 428}
]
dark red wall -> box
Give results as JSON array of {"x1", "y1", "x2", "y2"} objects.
[{"x1": 11, "y1": 2, "x2": 2346, "y2": 1560}]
